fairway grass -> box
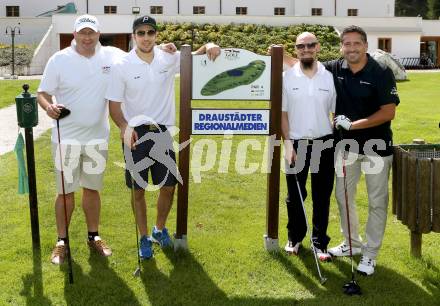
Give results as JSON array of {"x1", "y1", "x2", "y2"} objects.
[
  {"x1": 0, "y1": 73, "x2": 439, "y2": 305},
  {"x1": 0, "y1": 80, "x2": 41, "y2": 109}
]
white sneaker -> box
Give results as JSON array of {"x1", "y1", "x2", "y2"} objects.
[
  {"x1": 284, "y1": 241, "x2": 301, "y2": 255},
  {"x1": 328, "y1": 242, "x2": 361, "y2": 257},
  {"x1": 357, "y1": 255, "x2": 376, "y2": 275},
  {"x1": 311, "y1": 245, "x2": 332, "y2": 262}
]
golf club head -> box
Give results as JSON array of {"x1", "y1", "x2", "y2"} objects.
[
  {"x1": 320, "y1": 277, "x2": 328, "y2": 285},
  {"x1": 133, "y1": 267, "x2": 141, "y2": 277},
  {"x1": 58, "y1": 106, "x2": 71, "y2": 119},
  {"x1": 343, "y1": 280, "x2": 362, "y2": 295}
]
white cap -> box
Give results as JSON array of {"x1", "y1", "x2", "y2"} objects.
[{"x1": 74, "y1": 14, "x2": 99, "y2": 32}]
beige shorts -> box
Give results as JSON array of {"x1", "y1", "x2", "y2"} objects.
[{"x1": 51, "y1": 142, "x2": 108, "y2": 194}]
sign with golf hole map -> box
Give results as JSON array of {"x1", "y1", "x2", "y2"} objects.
[{"x1": 192, "y1": 48, "x2": 271, "y2": 100}]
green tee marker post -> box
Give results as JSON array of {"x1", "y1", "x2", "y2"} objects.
[
  {"x1": 15, "y1": 84, "x2": 43, "y2": 296},
  {"x1": 15, "y1": 84, "x2": 40, "y2": 248}
]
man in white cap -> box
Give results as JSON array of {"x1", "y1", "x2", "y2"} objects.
[{"x1": 37, "y1": 15, "x2": 126, "y2": 264}]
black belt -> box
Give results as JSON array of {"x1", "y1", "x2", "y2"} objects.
[
  {"x1": 137, "y1": 124, "x2": 166, "y2": 132},
  {"x1": 294, "y1": 134, "x2": 333, "y2": 145}
]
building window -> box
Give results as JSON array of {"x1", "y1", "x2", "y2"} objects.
[
  {"x1": 6, "y1": 6, "x2": 20, "y2": 17},
  {"x1": 193, "y1": 6, "x2": 205, "y2": 14},
  {"x1": 347, "y1": 9, "x2": 358, "y2": 16},
  {"x1": 311, "y1": 8, "x2": 323, "y2": 16},
  {"x1": 378, "y1": 38, "x2": 392, "y2": 53},
  {"x1": 104, "y1": 6, "x2": 117, "y2": 14},
  {"x1": 274, "y1": 7, "x2": 285, "y2": 16},
  {"x1": 236, "y1": 7, "x2": 247, "y2": 15},
  {"x1": 132, "y1": 7, "x2": 140, "y2": 14},
  {"x1": 150, "y1": 6, "x2": 163, "y2": 15}
]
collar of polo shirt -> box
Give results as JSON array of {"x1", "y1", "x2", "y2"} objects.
[{"x1": 293, "y1": 61, "x2": 326, "y2": 77}]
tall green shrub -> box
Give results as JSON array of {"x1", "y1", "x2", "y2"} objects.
[{"x1": 156, "y1": 23, "x2": 341, "y2": 61}]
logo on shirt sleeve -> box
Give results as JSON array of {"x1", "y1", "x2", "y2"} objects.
[{"x1": 390, "y1": 86, "x2": 399, "y2": 96}]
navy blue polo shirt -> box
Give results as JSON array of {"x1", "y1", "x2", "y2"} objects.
[{"x1": 324, "y1": 55, "x2": 400, "y2": 156}]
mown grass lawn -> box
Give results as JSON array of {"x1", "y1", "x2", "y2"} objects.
[
  {"x1": 0, "y1": 80, "x2": 41, "y2": 109},
  {"x1": 0, "y1": 73, "x2": 439, "y2": 305}
]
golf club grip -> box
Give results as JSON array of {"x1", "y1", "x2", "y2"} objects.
[{"x1": 337, "y1": 127, "x2": 344, "y2": 139}]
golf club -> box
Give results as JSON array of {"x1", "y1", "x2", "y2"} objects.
[
  {"x1": 338, "y1": 129, "x2": 361, "y2": 295},
  {"x1": 292, "y1": 165, "x2": 327, "y2": 285},
  {"x1": 130, "y1": 173, "x2": 142, "y2": 277},
  {"x1": 55, "y1": 106, "x2": 73, "y2": 284}
]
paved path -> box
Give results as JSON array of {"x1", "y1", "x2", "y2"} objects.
[
  {"x1": 0, "y1": 75, "x2": 53, "y2": 156},
  {"x1": 0, "y1": 75, "x2": 43, "y2": 80},
  {"x1": 0, "y1": 103, "x2": 52, "y2": 155}
]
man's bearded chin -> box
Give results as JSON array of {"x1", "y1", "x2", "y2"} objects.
[{"x1": 300, "y1": 58, "x2": 314, "y2": 69}]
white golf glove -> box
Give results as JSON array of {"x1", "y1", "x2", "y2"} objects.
[{"x1": 334, "y1": 115, "x2": 352, "y2": 131}]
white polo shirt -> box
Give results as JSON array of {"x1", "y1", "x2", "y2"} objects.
[
  {"x1": 106, "y1": 46, "x2": 180, "y2": 127},
  {"x1": 38, "y1": 41, "x2": 126, "y2": 144},
  {"x1": 282, "y1": 62, "x2": 336, "y2": 140}
]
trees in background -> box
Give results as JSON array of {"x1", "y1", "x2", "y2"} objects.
[
  {"x1": 395, "y1": 0, "x2": 440, "y2": 19},
  {"x1": 428, "y1": 0, "x2": 440, "y2": 19}
]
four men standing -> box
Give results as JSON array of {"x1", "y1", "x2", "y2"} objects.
[{"x1": 37, "y1": 14, "x2": 398, "y2": 278}]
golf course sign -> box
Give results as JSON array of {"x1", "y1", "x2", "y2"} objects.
[{"x1": 192, "y1": 48, "x2": 271, "y2": 100}]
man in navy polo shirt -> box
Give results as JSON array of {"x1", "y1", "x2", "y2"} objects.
[{"x1": 325, "y1": 26, "x2": 400, "y2": 276}]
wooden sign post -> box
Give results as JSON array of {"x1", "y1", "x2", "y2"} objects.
[{"x1": 174, "y1": 45, "x2": 283, "y2": 251}]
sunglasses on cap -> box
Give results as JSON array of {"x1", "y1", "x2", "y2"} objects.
[
  {"x1": 295, "y1": 42, "x2": 318, "y2": 50},
  {"x1": 135, "y1": 29, "x2": 156, "y2": 37}
]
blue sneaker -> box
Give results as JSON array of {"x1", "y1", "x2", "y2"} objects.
[
  {"x1": 151, "y1": 226, "x2": 173, "y2": 248},
  {"x1": 139, "y1": 235, "x2": 153, "y2": 260}
]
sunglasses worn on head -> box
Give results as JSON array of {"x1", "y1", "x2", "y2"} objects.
[
  {"x1": 295, "y1": 42, "x2": 318, "y2": 50},
  {"x1": 135, "y1": 29, "x2": 156, "y2": 37}
]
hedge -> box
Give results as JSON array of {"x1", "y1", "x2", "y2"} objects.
[
  {"x1": 156, "y1": 23, "x2": 341, "y2": 62},
  {"x1": 0, "y1": 24, "x2": 341, "y2": 67},
  {"x1": 0, "y1": 44, "x2": 35, "y2": 67}
]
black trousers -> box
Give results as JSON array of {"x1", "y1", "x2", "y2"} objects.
[{"x1": 285, "y1": 135, "x2": 335, "y2": 250}]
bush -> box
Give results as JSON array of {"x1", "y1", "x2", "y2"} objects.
[
  {"x1": 0, "y1": 44, "x2": 35, "y2": 67},
  {"x1": 156, "y1": 23, "x2": 341, "y2": 61}
]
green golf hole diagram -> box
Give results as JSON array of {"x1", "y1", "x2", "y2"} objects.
[{"x1": 201, "y1": 60, "x2": 266, "y2": 96}]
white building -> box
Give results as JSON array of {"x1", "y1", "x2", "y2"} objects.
[
  {"x1": 1, "y1": 1, "x2": 395, "y2": 18},
  {"x1": 0, "y1": 0, "x2": 439, "y2": 75}
]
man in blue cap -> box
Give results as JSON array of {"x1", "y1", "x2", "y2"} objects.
[{"x1": 106, "y1": 15, "x2": 220, "y2": 259}]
